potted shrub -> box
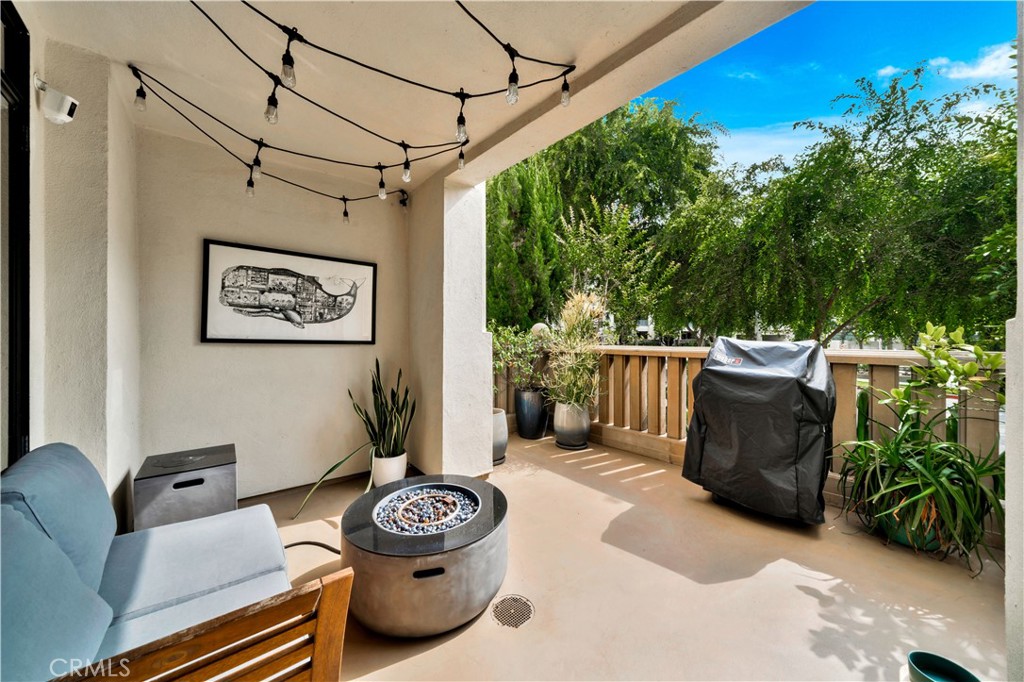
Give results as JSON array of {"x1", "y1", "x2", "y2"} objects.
[
  {"x1": 493, "y1": 324, "x2": 548, "y2": 439},
  {"x1": 838, "y1": 323, "x2": 1005, "y2": 572},
  {"x1": 293, "y1": 359, "x2": 415, "y2": 518},
  {"x1": 548, "y1": 293, "x2": 604, "y2": 450}
]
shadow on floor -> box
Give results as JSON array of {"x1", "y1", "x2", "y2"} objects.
[{"x1": 341, "y1": 611, "x2": 481, "y2": 680}]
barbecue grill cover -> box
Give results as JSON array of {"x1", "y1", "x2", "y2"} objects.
[{"x1": 682, "y1": 338, "x2": 836, "y2": 524}]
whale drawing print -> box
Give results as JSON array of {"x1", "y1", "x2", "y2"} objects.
[
  {"x1": 202, "y1": 239, "x2": 377, "y2": 344},
  {"x1": 219, "y1": 265, "x2": 363, "y2": 329}
]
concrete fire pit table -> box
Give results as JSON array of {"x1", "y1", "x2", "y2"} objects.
[{"x1": 341, "y1": 474, "x2": 508, "y2": 637}]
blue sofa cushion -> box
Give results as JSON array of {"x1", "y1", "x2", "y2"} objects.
[
  {"x1": 96, "y1": 504, "x2": 289, "y2": 655},
  {"x1": 0, "y1": 443, "x2": 116, "y2": 591},
  {"x1": 1, "y1": 505, "x2": 114, "y2": 682}
]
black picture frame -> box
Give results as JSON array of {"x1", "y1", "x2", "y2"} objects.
[{"x1": 201, "y1": 239, "x2": 377, "y2": 344}]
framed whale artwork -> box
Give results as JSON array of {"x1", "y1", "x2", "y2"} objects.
[{"x1": 201, "y1": 239, "x2": 377, "y2": 344}]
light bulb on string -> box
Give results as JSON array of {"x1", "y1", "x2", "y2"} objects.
[
  {"x1": 251, "y1": 157, "x2": 262, "y2": 180},
  {"x1": 134, "y1": 85, "x2": 147, "y2": 112},
  {"x1": 402, "y1": 159, "x2": 412, "y2": 183},
  {"x1": 458, "y1": 148, "x2": 465, "y2": 170},
  {"x1": 264, "y1": 89, "x2": 279, "y2": 125},
  {"x1": 561, "y1": 77, "x2": 571, "y2": 107},
  {"x1": 455, "y1": 91, "x2": 469, "y2": 143},
  {"x1": 281, "y1": 47, "x2": 296, "y2": 89},
  {"x1": 342, "y1": 198, "x2": 350, "y2": 224},
  {"x1": 246, "y1": 177, "x2": 255, "y2": 198},
  {"x1": 378, "y1": 180, "x2": 387, "y2": 200},
  {"x1": 506, "y1": 68, "x2": 519, "y2": 105}
]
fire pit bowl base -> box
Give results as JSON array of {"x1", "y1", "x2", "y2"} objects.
[{"x1": 341, "y1": 475, "x2": 509, "y2": 638}]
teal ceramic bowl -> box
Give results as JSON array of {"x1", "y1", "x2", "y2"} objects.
[{"x1": 908, "y1": 651, "x2": 981, "y2": 682}]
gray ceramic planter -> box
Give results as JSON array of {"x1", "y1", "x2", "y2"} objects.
[{"x1": 554, "y1": 402, "x2": 590, "y2": 450}]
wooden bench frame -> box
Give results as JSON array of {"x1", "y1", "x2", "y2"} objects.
[{"x1": 55, "y1": 567, "x2": 354, "y2": 682}]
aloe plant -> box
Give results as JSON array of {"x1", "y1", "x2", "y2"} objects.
[{"x1": 294, "y1": 359, "x2": 416, "y2": 518}]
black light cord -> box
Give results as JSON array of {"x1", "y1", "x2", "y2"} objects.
[
  {"x1": 240, "y1": 0, "x2": 576, "y2": 102},
  {"x1": 138, "y1": 70, "x2": 410, "y2": 205},
  {"x1": 284, "y1": 540, "x2": 341, "y2": 555},
  {"x1": 133, "y1": 66, "x2": 465, "y2": 172},
  {"x1": 190, "y1": 1, "x2": 456, "y2": 151}
]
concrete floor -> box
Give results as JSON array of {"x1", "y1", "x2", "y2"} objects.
[{"x1": 250, "y1": 435, "x2": 1006, "y2": 681}]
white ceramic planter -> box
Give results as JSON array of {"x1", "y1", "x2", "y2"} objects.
[
  {"x1": 372, "y1": 452, "x2": 408, "y2": 488},
  {"x1": 492, "y1": 408, "x2": 508, "y2": 465}
]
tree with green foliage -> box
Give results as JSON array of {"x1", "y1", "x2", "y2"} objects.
[
  {"x1": 560, "y1": 198, "x2": 676, "y2": 343},
  {"x1": 542, "y1": 99, "x2": 718, "y2": 232},
  {"x1": 485, "y1": 156, "x2": 564, "y2": 328},
  {"x1": 666, "y1": 69, "x2": 1016, "y2": 345}
]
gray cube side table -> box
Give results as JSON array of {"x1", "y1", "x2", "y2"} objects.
[{"x1": 133, "y1": 444, "x2": 237, "y2": 530}]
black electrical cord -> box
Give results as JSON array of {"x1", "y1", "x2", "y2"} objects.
[
  {"x1": 190, "y1": 1, "x2": 456, "y2": 151},
  {"x1": 240, "y1": 0, "x2": 576, "y2": 102},
  {"x1": 133, "y1": 66, "x2": 465, "y2": 172},
  {"x1": 284, "y1": 540, "x2": 341, "y2": 555},
  {"x1": 139, "y1": 71, "x2": 408, "y2": 205}
]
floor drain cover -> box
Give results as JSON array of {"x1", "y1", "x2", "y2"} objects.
[{"x1": 491, "y1": 595, "x2": 534, "y2": 628}]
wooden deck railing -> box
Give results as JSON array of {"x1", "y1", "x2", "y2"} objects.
[{"x1": 495, "y1": 346, "x2": 1004, "y2": 473}]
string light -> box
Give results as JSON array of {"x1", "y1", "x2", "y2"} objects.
[
  {"x1": 130, "y1": 66, "x2": 148, "y2": 111},
  {"x1": 251, "y1": 138, "x2": 264, "y2": 179},
  {"x1": 264, "y1": 85, "x2": 279, "y2": 124},
  {"x1": 401, "y1": 143, "x2": 412, "y2": 183},
  {"x1": 280, "y1": 38, "x2": 297, "y2": 88},
  {"x1": 506, "y1": 67, "x2": 519, "y2": 105},
  {"x1": 134, "y1": 85, "x2": 147, "y2": 111},
  {"x1": 142, "y1": 3, "x2": 578, "y2": 221},
  {"x1": 399, "y1": 189, "x2": 409, "y2": 208}
]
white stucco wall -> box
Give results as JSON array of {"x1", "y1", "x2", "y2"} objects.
[
  {"x1": 136, "y1": 129, "x2": 410, "y2": 498},
  {"x1": 405, "y1": 174, "x2": 491, "y2": 478},
  {"x1": 36, "y1": 41, "x2": 110, "y2": 479},
  {"x1": 105, "y1": 78, "x2": 141, "y2": 518},
  {"x1": 1005, "y1": 5, "x2": 1023, "y2": 678}
]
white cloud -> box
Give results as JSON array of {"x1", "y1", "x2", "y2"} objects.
[
  {"x1": 727, "y1": 70, "x2": 762, "y2": 81},
  {"x1": 933, "y1": 42, "x2": 1015, "y2": 81},
  {"x1": 715, "y1": 120, "x2": 831, "y2": 169},
  {"x1": 876, "y1": 65, "x2": 902, "y2": 78}
]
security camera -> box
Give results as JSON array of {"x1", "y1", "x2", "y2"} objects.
[{"x1": 34, "y1": 75, "x2": 79, "y2": 125}]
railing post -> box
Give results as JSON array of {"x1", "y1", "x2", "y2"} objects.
[
  {"x1": 667, "y1": 358, "x2": 684, "y2": 439},
  {"x1": 960, "y1": 382, "x2": 1001, "y2": 457},
  {"x1": 868, "y1": 365, "x2": 900, "y2": 440},
  {"x1": 611, "y1": 355, "x2": 626, "y2": 427},
  {"x1": 629, "y1": 356, "x2": 643, "y2": 431},
  {"x1": 830, "y1": 363, "x2": 858, "y2": 472},
  {"x1": 685, "y1": 357, "x2": 702, "y2": 425},
  {"x1": 647, "y1": 356, "x2": 664, "y2": 435},
  {"x1": 598, "y1": 354, "x2": 611, "y2": 425}
]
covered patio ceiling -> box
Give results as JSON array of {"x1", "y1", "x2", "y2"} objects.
[{"x1": 18, "y1": 1, "x2": 808, "y2": 194}]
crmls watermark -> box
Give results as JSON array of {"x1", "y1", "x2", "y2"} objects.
[{"x1": 49, "y1": 658, "x2": 130, "y2": 678}]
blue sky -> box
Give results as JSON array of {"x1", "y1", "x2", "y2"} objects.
[{"x1": 644, "y1": 2, "x2": 1016, "y2": 168}]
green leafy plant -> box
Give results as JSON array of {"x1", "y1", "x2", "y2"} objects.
[
  {"x1": 489, "y1": 322, "x2": 547, "y2": 391},
  {"x1": 547, "y1": 293, "x2": 603, "y2": 408},
  {"x1": 839, "y1": 323, "x2": 1005, "y2": 572},
  {"x1": 293, "y1": 360, "x2": 416, "y2": 518}
]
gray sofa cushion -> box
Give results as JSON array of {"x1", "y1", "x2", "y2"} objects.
[
  {"x1": 95, "y1": 571, "x2": 289, "y2": 660},
  {"x1": 95, "y1": 504, "x2": 289, "y2": 656},
  {"x1": 1, "y1": 505, "x2": 114, "y2": 682},
  {"x1": 0, "y1": 443, "x2": 116, "y2": 591}
]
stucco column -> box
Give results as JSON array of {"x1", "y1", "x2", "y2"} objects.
[{"x1": 406, "y1": 174, "x2": 491, "y2": 478}]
